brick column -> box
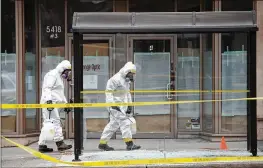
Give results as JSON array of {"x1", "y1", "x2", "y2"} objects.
[{"x1": 256, "y1": 0, "x2": 263, "y2": 140}]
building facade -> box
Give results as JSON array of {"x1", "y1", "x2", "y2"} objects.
[{"x1": 1, "y1": 0, "x2": 262, "y2": 147}]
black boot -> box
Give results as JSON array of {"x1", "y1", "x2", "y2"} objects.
[
  {"x1": 125, "y1": 141, "x2": 141, "y2": 150},
  {"x1": 98, "y1": 143, "x2": 114, "y2": 151},
  {"x1": 38, "y1": 145, "x2": 53, "y2": 153},
  {"x1": 56, "y1": 141, "x2": 72, "y2": 152}
]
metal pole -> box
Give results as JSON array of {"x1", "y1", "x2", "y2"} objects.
[
  {"x1": 80, "y1": 33, "x2": 84, "y2": 152},
  {"x1": 73, "y1": 32, "x2": 82, "y2": 161},
  {"x1": 248, "y1": 31, "x2": 257, "y2": 156},
  {"x1": 247, "y1": 33, "x2": 251, "y2": 152},
  {"x1": 247, "y1": 31, "x2": 257, "y2": 156}
]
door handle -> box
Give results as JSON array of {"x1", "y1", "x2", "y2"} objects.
[{"x1": 166, "y1": 83, "x2": 172, "y2": 100}]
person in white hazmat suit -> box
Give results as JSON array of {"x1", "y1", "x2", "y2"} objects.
[
  {"x1": 38, "y1": 60, "x2": 73, "y2": 153},
  {"x1": 98, "y1": 62, "x2": 141, "y2": 151}
]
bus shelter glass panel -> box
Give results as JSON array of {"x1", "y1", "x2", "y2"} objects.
[
  {"x1": 72, "y1": 40, "x2": 110, "y2": 138},
  {"x1": 221, "y1": 33, "x2": 247, "y2": 134}
]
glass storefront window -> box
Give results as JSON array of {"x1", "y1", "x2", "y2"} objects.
[
  {"x1": 177, "y1": 34, "x2": 200, "y2": 130},
  {"x1": 67, "y1": 0, "x2": 113, "y2": 32},
  {"x1": 177, "y1": 0, "x2": 200, "y2": 12},
  {"x1": 202, "y1": 34, "x2": 213, "y2": 132},
  {"x1": 129, "y1": 0, "x2": 175, "y2": 12},
  {"x1": 40, "y1": 0, "x2": 66, "y2": 128},
  {"x1": 1, "y1": 0, "x2": 17, "y2": 133},
  {"x1": 25, "y1": 0, "x2": 38, "y2": 133},
  {"x1": 201, "y1": 0, "x2": 213, "y2": 11},
  {"x1": 221, "y1": 33, "x2": 247, "y2": 134},
  {"x1": 222, "y1": 0, "x2": 253, "y2": 11}
]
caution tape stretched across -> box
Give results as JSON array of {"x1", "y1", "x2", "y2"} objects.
[
  {"x1": 0, "y1": 97, "x2": 262, "y2": 109},
  {"x1": 81, "y1": 89, "x2": 249, "y2": 94},
  {"x1": 1, "y1": 136, "x2": 263, "y2": 167}
]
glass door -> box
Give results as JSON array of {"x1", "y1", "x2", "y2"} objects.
[
  {"x1": 68, "y1": 35, "x2": 114, "y2": 139},
  {"x1": 128, "y1": 35, "x2": 176, "y2": 138}
]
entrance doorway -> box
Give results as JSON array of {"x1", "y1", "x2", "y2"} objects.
[{"x1": 125, "y1": 35, "x2": 177, "y2": 138}]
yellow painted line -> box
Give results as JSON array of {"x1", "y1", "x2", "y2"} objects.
[
  {"x1": 81, "y1": 90, "x2": 250, "y2": 94},
  {"x1": 1, "y1": 136, "x2": 263, "y2": 167},
  {"x1": 0, "y1": 96, "x2": 261, "y2": 109}
]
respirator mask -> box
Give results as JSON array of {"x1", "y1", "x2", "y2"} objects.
[
  {"x1": 62, "y1": 69, "x2": 72, "y2": 81},
  {"x1": 125, "y1": 72, "x2": 135, "y2": 82}
]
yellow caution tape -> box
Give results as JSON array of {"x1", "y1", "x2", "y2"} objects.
[
  {"x1": 81, "y1": 89, "x2": 249, "y2": 94},
  {"x1": 1, "y1": 136, "x2": 263, "y2": 167},
  {"x1": 0, "y1": 97, "x2": 261, "y2": 109}
]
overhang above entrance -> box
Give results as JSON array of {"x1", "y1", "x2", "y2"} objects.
[{"x1": 72, "y1": 11, "x2": 258, "y2": 33}]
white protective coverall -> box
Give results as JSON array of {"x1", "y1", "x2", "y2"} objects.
[
  {"x1": 100, "y1": 62, "x2": 136, "y2": 143},
  {"x1": 38, "y1": 60, "x2": 71, "y2": 145}
]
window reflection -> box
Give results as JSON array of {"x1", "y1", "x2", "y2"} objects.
[{"x1": 1, "y1": 0, "x2": 16, "y2": 133}]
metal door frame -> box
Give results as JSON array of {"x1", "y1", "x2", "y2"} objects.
[
  {"x1": 125, "y1": 34, "x2": 177, "y2": 139},
  {"x1": 67, "y1": 34, "x2": 115, "y2": 139}
]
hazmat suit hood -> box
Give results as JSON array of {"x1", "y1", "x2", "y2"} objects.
[
  {"x1": 119, "y1": 62, "x2": 136, "y2": 79},
  {"x1": 55, "y1": 60, "x2": 71, "y2": 74}
]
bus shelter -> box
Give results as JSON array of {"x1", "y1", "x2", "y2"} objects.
[{"x1": 71, "y1": 11, "x2": 258, "y2": 161}]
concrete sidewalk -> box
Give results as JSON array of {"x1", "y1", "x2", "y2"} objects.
[{"x1": 1, "y1": 139, "x2": 263, "y2": 167}]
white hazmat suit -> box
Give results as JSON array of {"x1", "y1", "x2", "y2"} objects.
[
  {"x1": 38, "y1": 60, "x2": 72, "y2": 152},
  {"x1": 99, "y1": 62, "x2": 141, "y2": 151}
]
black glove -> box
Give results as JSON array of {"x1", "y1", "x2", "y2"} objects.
[
  {"x1": 46, "y1": 100, "x2": 54, "y2": 111},
  {"x1": 64, "y1": 107, "x2": 72, "y2": 114},
  {"x1": 64, "y1": 99, "x2": 74, "y2": 114},
  {"x1": 111, "y1": 106, "x2": 121, "y2": 112},
  {"x1": 126, "y1": 106, "x2": 132, "y2": 114}
]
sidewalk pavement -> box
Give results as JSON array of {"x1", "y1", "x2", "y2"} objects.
[{"x1": 1, "y1": 139, "x2": 263, "y2": 167}]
